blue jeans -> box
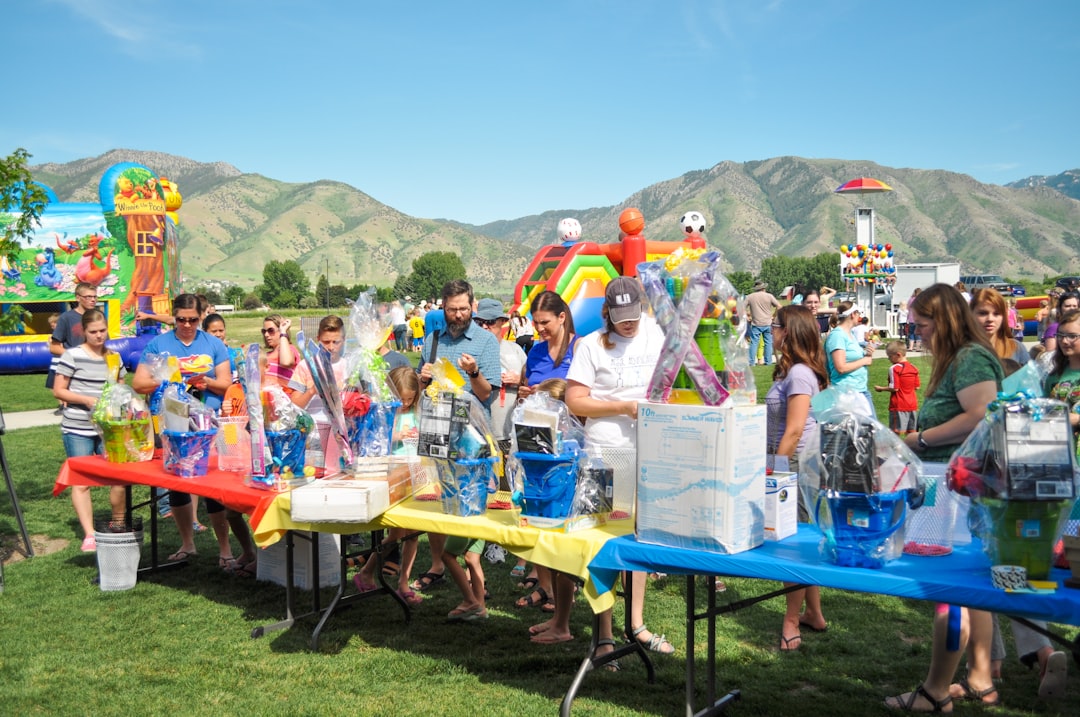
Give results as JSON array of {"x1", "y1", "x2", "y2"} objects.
[
  {"x1": 747, "y1": 324, "x2": 773, "y2": 364},
  {"x1": 62, "y1": 432, "x2": 103, "y2": 459}
]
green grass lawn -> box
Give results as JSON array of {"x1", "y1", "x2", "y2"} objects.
[{"x1": 1, "y1": 359, "x2": 1077, "y2": 715}]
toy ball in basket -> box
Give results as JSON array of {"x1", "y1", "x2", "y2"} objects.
[{"x1": 92, "y1": 383, "x2": 153, "y2": 463}]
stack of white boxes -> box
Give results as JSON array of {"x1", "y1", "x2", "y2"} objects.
[{"x1": 636, "y1": 402, "x2": 767, "y2": 554}]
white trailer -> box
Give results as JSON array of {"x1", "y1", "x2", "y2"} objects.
[{"x1": 891, "y1": 263, "x2": 962, "y2": 310}]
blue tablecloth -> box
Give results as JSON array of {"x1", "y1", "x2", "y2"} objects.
[{"x1": 588, "y1": 527, "x2": 1080, "y2": 625}]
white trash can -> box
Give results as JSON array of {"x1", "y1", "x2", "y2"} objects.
[{"x1": 94, "y1": 518, "x2": 144, "y2": 591}]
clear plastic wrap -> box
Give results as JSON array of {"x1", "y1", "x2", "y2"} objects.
[
  {"x1": 798, "y1": 388, "x2": 926, "y2": 568},
  {"x1": 262, "y1": 383, "x2": 315, "y2": 477},
  {"x1": 295, "y1": 329, "x2": 353, "y2": 472},
  {"x1": 92, "y1": 383, "x2": 154, "y2": 463},
  {"x1": 343, "y1": 288, "x2": 396, "y2": 403},
  {"x1": 947, "y1": 393, "x2": 1079, "y2": 579}
]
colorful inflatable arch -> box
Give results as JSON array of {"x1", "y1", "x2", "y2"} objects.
[
  {"x1": 511, "y1": 211, "x2": 706, "y2": 337},
  {"x1": 0, "y1": 162, "x2": 182, "y2": 373}
]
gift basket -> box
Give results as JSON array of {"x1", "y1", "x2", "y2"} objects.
[
  {"x1": 158, "y1": 384, "x2": 219, "y2": 477},
  {"x1": 947, "y1": 393, "x2": 1079, "y2": 583},
  {"x1": 261, "y1": 383, "x2": 315, "y2": 477},
  {"x1": 417, "y1": 358, "x2": 499, "y2": 516},
  {"x1": 504, "y1": 389, "x2": 587, "y2": 528},
  {"x1": 633, "y1": 246, "x2": 768, "y2": 554},
  {"x1": 92, "y1": 382, "x2": 154, "y2": 463},
  {"x1": 799, "y1": 388, "x2": 926, "y2": 568}
]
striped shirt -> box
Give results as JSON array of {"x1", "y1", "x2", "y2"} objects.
[{"x1": 55, "y1": 346, "x2": 125, "y2": 438}]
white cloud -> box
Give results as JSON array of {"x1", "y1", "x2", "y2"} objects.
[{"x1": 49, "y1": 0, "x2": 203, "y2": 59}]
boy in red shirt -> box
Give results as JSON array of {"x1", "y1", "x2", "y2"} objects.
[{"x1": 873, "y1": 340, "x2": 920, "y2": 436}]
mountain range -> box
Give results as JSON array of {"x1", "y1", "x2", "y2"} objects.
[{"x1": 29, "y1": 150, "x2": 1080, "y2": 296}]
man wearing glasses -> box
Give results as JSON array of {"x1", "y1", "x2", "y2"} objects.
[{"x1": 417, "y1": 280, "x2": 502, "y2": 409}]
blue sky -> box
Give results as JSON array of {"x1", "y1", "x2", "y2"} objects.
[{"x1": 5, "y1": 1, "x2": 1078, "y2": 224}]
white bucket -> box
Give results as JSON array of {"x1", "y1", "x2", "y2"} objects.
[{"x1": 94, "y1": 521, "x2": 144, "y2": 591}]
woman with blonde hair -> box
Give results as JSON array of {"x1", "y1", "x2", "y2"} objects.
[{"x1": 261, "y1": 312, "x2": 299, "y2": 390}]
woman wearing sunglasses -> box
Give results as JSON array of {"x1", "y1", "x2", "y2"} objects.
[
  {"x1": 261, "y1": 313, "x2": 299, "y2": 391},
  {"x1": 132, "y1": 293, "x2": 232, "y2": 563}
]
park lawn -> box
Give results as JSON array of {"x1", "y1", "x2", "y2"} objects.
[{"x1": 1, "y1": 355, "x2": 1077, "y2": 715}]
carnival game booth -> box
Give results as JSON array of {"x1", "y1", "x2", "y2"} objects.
[{"x1": 0, "y1": 163, "x2": 183, "y2": 372}]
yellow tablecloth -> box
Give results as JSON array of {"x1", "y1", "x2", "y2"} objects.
[{"x1": 253, "y1": 486, "x2": 633, "y2": 612}]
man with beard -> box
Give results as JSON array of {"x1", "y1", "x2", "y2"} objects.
[
  {"x1": 411, "y1": 279, "x2": 502, "y2": 594},
  {"x1": 417, "y1": 279, "x2": 501, "y2": 409}
]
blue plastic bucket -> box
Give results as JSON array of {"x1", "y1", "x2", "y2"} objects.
[
  {"x1": 161, "y1": 429, "x2": 216, "y2": 477},
  {"x1": 819, "y1": 490, "x2": 907, "y2": 568},
  {"x1": 266, "y1": 429, "x2": 306, "y2": 475},
  {"x1": 349, "y1": 401, "x2": 401, "y2": 457},
  {"x1": 519, "y1": 452, "x2": 578, "y2": 519},
  {"x1": 437, "y1": 456, "x2": 497, "y2": 517}
]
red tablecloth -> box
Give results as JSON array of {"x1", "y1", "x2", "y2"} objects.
[{"x1": 54, "y1": 455, "x2": 282, "y2": 529}]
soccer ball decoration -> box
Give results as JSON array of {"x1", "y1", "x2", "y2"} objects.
[
  {"x1": 680, "y1": 211, "x2": 706, "y2": 235},
  {"x1": 557, "y1": 217, "x2": 582, "y2": 242}
]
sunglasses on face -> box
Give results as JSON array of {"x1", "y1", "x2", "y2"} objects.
[
  {"x1": 175, "y1": 316, "x2": 200, "y2": 325},
  {"x1": 261, "y1": 328, "x2": 278, "y2": 335},
  {"x1": 473, "y1": 318, "x2": 497, "y2": 327}
]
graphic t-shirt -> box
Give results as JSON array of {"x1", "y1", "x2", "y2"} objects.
[
  {"x1": 1044, "y1": 368, "x2": 1080, "y2": 411},
  {"x1": 140, "y1": 330, "x2": 230, "y2": 411}
]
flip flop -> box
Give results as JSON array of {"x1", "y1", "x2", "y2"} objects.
[
  {"x1": 353, "y1": 574, "x2": 379, "y2": 593},
  {"x1": 167, "y1": 549, "x2": 196, "y2": 562},
  {"x1": 510, "y1": 565, "x2": 527, "y2": 578},
  {"x1": 531, "y1": 631, "x2": 573, "y2": 644},
  {"x1": 226, "y1": 559, "x2": 257, "y2": 579},
  {"x1": 1039, "y1": 651, "x2": 1067, "y2": 701},
  {"x1": 396, "y1": 588, "x2": 423, "y2": 607},
  {"x1": 218, "y1": 555, "x2": 236, "y2": 570}
]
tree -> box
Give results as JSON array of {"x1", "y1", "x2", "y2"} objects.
[
  {"x1": 191, "y1": 284, "x2": 224, "y2": 305},
  {"x1": 726, "y1": 271, "x2": 754, "y2": 296},
  {"x1": 399, "y1": 251, "x2": 467, "y2": 302},
  {"x1": 315, "y1": 274, "x2": 330, "y2": 309},
  {"x1": 241, "y1": 292, "x2": 263, "y2": 310},
  {"x1": 258, "y1": 260, "x2": 311, "y2": 309},
  {"x1": 758, "y1": 252, "x2": 841, "y2": 297},
  {"x1": 0, "y1": 148, "x2": 51, "y2": 261},
  {"x1": 224, "y1": 285, "x2": 247, "y2": 306}
]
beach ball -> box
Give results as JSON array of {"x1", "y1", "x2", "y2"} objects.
[{"x1": 557, "y1": 217, "x2": 582, "y2": 242}]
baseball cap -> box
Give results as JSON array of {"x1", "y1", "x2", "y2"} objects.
[
  {"x1": 605, "y1": 277, "x2": 643, "y2": 323},
  {"x1": 475, "y1": 298, "x2": 508, "y2": 321}
]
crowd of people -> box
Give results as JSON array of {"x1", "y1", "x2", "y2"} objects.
[{"x1": 47, "y1": 275, "x2": 1074, "y2": 708}]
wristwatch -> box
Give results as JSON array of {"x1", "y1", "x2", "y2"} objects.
[
  {"x1": 468, "y1": 369, "x2": 480, "y2": 378},
  {"x1": 917, "y1": 433, "x2": 930, "y2": 451}
]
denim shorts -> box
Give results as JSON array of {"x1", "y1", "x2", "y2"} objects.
[{"x1": 62, "y1": 432, "x2": 104, "y2": 459}]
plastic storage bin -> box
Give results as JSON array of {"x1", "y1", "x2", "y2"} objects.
[
  {"x1": 266, "y1": 429, "x2": 306, "y2": 475},
  {"x1": 818, "y1": 490, "x2": 908, "y2": 568}
]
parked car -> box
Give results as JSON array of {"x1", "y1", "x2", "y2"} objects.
[{"x1": 960, "y1": 274, "x2": 1012, "y2": 293}]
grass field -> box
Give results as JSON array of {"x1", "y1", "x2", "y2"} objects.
[{"x1": 0, "y1": 354, "x2": 1077, "y2": 716}]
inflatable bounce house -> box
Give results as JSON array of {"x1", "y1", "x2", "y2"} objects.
[
  {"x1": 510, "y1": 208, "x2": 707, "y2": 336},
  {"x1": 0, "y1": 162, "x2": 182, "y2": 372}
]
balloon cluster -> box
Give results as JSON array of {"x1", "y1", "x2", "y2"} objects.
[{"x1": 841, "y1": 242, "x2": 895, "y2": 278}]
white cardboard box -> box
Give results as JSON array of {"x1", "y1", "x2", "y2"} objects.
[
  {"x1": 256, "y1": 531, "x2": 341, "y2": 590},
  {"x1": 291, "y1": 479, "x2": 389, "y2": 523},
  {"x1": 764, "y1": 471, "x2": 798, "y2": 542},
  {"x1": 636, "y1": 402, "x2": 766, "y2": 554}
]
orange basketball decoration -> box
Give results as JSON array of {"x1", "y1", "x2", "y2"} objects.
[{"x1": 618, "y1": 207, "x2": 645, "y2": 235}]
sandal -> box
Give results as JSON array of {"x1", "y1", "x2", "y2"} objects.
[
  {"x1": 519, "y1": 575, "x2": 539, "y2": 591},
  {"x1": 410, "y1": 571, "x2": 445, "y2": 592},
  {"x1": 628, "y1": 624, "x2": 675, "y2": 655},
  {"x1": 353, "y1": 574, "x2": 379, "y2": 593},
  {"x1": 218, "y1": 555, "x2": 236, "y2": 570},
  {"x1": 779, "y1": 633, "x2": 801, "y2": 652},
  {"x1": 953, "y1": 677, "x2": 1000, "y2": 705},
  {"x1": 515, "y1": 586, "x2": 551, "y2": 609},
  {"x1": 226, "y1": 559, "x2": 257, "y2": 579},
  {"x1": 510, "y1": 564, "x2": 527, "y2": 578},
  {"x1": 593, "y1": 638, "x2": 621, "y2": 672},
  {"x1": 396, "y1": 588, "x2": 423, "y2": 607},
  {"x1": 884, "y1": 685, "x2": 953, "y2": 713}
]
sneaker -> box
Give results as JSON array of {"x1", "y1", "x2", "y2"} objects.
[{"x1": 80, "y1": 535, "x2": 97, "y2": 552}]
